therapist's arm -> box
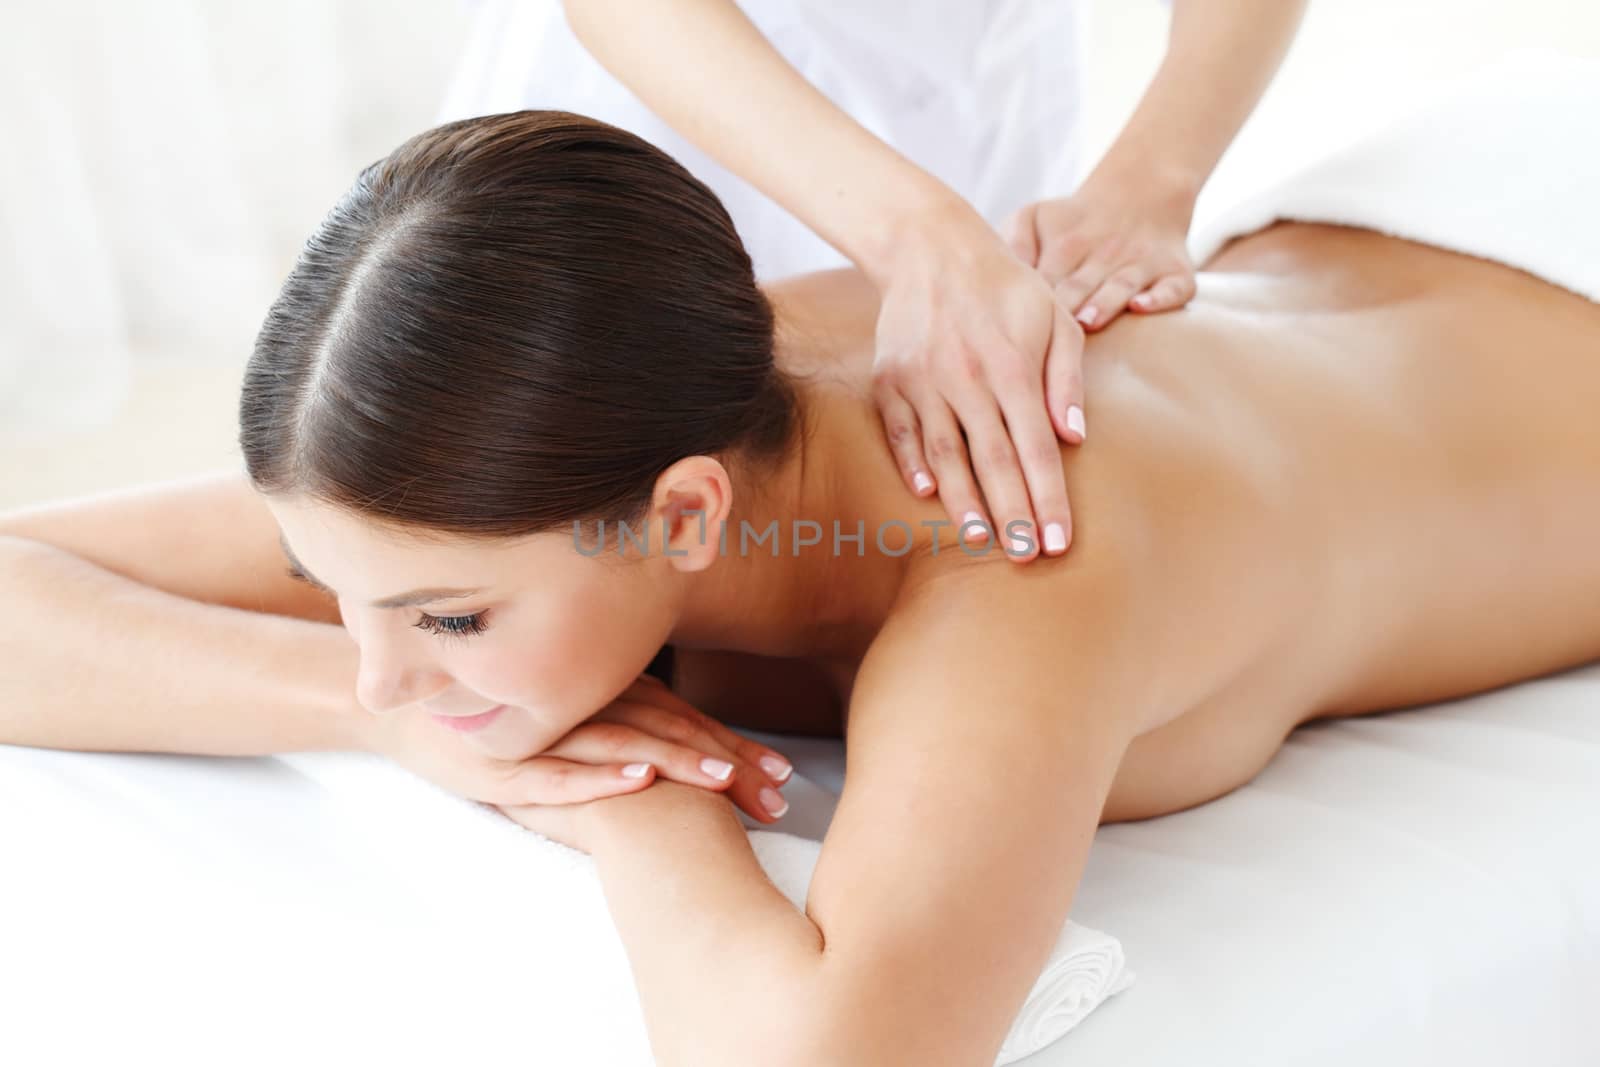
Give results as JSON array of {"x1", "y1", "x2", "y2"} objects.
[
  {"x1": 1015, "y1": 0, "x2": 1309, "y2": 331},
  {"x1": 560, "y1": 0, "x2": 1087, "y2": 570},
  {"x1": 559, "y1": 0, "x2": 947, "y2": 276},
  {"x1": 1093, "y1": 0, "x2": 1310, "y2": 205}
]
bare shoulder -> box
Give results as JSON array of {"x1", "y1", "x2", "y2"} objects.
[{"x1": 848, "y1": 537, "x2": 1150, "y2": 740}]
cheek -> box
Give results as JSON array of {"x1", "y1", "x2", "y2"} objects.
[
  {"x1": 525, "y1": 590, "x2": 667, "y2": 713},
  {"x1": 457, "y1": 603, "x2": 625, "y2": 720}
]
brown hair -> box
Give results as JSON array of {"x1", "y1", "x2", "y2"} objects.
[{"x1": 239, "y1": 110, "x2": 799, "y2": 540}]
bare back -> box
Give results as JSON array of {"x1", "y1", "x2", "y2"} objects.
[{"x1": 689, "y1": 221, "x2": 1600, "y2": 820}]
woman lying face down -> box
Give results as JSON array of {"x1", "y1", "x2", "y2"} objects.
[{"x1": 241, "y1": 109, "x2": 1600, "y2": 1064}]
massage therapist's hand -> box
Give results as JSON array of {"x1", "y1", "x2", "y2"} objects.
[
  {"x1": 1004, "y1": 167, "x2": 1198, "y2": 336},
  {"x1": 870, "y1": 197, "x2": 1088, "y2": 561},
  {"x1": 360, "y1": 673, "x2": 793, "y2": 824}
]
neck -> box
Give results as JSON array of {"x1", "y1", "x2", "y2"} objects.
[{"x1": 664, "y1": 289, "x2": 913, "y2": 663}]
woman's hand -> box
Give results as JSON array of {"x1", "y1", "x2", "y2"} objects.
[
  {"x1": 360, "y1": 673, "x2": 794, "y2": 824},
  {"x1": 493, "y1": 776, "x2": 732, "y2": 856},
  {"x1": 868, "y1": 198, "x2": 1087, "y2": 562},
  {"x1": 1004, "y1": 169, "x2": 1199, "y2": 336}
]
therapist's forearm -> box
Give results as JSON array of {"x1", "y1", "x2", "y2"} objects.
[
  {"x1": 1087, "y1": 0, "x2": 1309, "y2": 198},
  {"x1": 0, "y1": 536, "x2": 367, "y2": 755},
  {"x1": 558, "y1": 0, "x2": 966, "y2": 283}
]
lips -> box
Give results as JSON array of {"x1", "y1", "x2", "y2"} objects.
[{"x1": 428, "y1": 705, "x2": 507, "y2": 733}]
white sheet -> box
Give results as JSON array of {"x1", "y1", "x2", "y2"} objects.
[
  {"x1": 264, "y1": 746, "x2": 1133, "y2": 1065},
  {"x1": 1189, "y1": 48, "x2": 1600, "y2": 302},
  {"x1": 3, "y1": 659, "x2": 1596, "y2": 1066}
]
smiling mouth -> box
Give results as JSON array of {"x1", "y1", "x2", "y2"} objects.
[{"x1": 428, "y1": 705, "x2": 507, "y2": 733}]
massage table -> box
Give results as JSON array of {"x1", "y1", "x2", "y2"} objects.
[{"x1": 2, "y1": 658, "x2": 1596, "y2": 1065}]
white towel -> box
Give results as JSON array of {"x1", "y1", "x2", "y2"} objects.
[
  {"x1": 1190, "y1": 48, "x2": 1600, "y2": 304},
  {"x1": 277, "y1": 749, "x2": 1133, "y2": 1065}
]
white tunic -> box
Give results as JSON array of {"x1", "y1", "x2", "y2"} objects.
[{"x1": 437, "y1": 0, "x2": 1090, "y2": 280}]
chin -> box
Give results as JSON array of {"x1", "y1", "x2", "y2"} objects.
[{"x1": 467, "y1": 705, "x2": 553, "y2": 761}]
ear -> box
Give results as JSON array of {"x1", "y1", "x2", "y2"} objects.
[{"x1": 649, "y1": 455, "x2": 733, "y2": 572}]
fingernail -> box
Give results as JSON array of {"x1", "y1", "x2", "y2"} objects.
[
  {"x1": 1009, "y1": 531, "x2": 1030, "y2": 555},
  {"x1": 759, "y1": 754, "x2": 793, "y2": 783},
  {"x1": 913, "y1": 471, "x2": 934, "y2": 494},
  {"x1": 1044, "y1": 522, "x2": 1067, "y2": 553},
  {"x1": 1133, "y1": 294, "x2": 1151, "y2": 308},
  {"x1": 1076, "y1": 306, "x2": 1099, "y2": 327},
  {"x1": 1066, "y1": 404, "x2": 1086, "y2": 440},
  {"x1": 961, "y1": 511, "x2": 988, "y2": 541},
  {"x1": 622, "y1": 762, "x2": 651, "y2": 778},
  {"x1": 760, "y1": 787, "x2": 789, "y2": 817},
  {"x1": 700, "y1": 757, "x2": 734, "y2": 781}
]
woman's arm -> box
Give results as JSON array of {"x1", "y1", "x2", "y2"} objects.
[
  {"x1": 573, "y1": 554, "x2": 1145, "y2": 1066},
  {"x1": 0, "y1": 533, "x2": 366, "y2": 754},
  {"x1": 0, "y1": 472, "x2": 367, "y2": 753}
]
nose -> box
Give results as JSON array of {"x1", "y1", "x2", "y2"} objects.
[{"x1": 353, "y1": 627, "x2": 449, "y2": 715}]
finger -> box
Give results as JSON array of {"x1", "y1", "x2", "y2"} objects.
[
  {"x1": 499, "y1": 751, "x2": 659, "y2": 807},
  {"x1": 1042, "y1": 309, "x2": 1085, "y2": 553},
  {"x1": 905, "y1": 381, "x2": 993, "y2": 543},
  {"x1": 943, "y1": 374, "x2": 1038, "y2": 563},
  {"x1": 1130, "y1": 272, "x2": 1198, "y2": 314},
  {"x1": 1054, "y1": 255, "x2": 1115, "y2": 327},
  {"x1": 1076, "y1": 265, "x2": 1158, "y2": 333},
  {"x1": 990, "y1": 371, "x2": 1071, "y2": 561},
  {"x1": 872, "y1": 380, "x2": 936, "y2": 497},
  {"x1": 1001, "y1": 204, "x2": 1040, "y2": 266},
  {"x1": 608, "y1": 683, "x2": 795, "y2": 787},
  {"x1": 575, "y1": 709, "x2": 788, "y2": 823},
  {"x1": 1035, "y1": 235, "x2": 1091, "y2": 291},
  {"x1": 1044, "y1": 300, "x2": 1088, "y2": 446}
]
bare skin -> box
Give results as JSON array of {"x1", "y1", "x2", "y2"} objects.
[{"x1": 678, "y1": 219, "x2": 1600, "y2": 823}]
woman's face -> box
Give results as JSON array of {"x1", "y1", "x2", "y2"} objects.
[{"x1": 264, "y1": 494, "x2": 674, "y2": 760}]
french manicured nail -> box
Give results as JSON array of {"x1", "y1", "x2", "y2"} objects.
[
  {"x1": 1066, "y1": 404, "x2": 1086, "y2": 440},
  {"x1": 760, "y1": 787, "x2": 789, "y2": 817},
  {"x1": 1044, "y1": 523, "x2": 1067, "y2": 553},
  {"x1": 1076, "y1": 306, "x2": 1099, "y2": 327},
  {"x1": 700, "y1": 757, "x2": 734, "y2": 781},
  {"x1": 622, "y1": 762, "x2": 651, "y2": 778},
  {"x1": 913, "y1": 471, "x2": 934, "y2": 494},
  {"x1": 961, "y1": 511, "x2": 987, "y2": 541},
  {"x1": 759, "y1": 754, "x2": 793, "y2": 783}
]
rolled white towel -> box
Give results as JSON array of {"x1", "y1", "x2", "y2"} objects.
[
  {"x1": 278, "y1": 749, "x2": 1133, "y2": 1064},
  {"x1": 746, "y1": 829, "x2": 1135, "y2": 1064}
]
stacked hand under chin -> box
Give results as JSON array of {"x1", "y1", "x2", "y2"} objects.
[{"x1": 357, "y1": 672, "x2": 795, "y2": 826}]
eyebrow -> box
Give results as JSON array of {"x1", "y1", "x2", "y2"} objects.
[{"x1": 278, "y1": 533, "x2": 485, "y2": 610}]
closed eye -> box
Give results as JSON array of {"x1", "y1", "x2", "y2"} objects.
[
  {"x1": 414, "y1": 611, "x2": 491, "y2": 641},
  {"x1": 288, "y1": 565, "x2": 489, "y2": 640},
  {"x1": 285, "y1": 564, "x2": 334, "y2": 597}
]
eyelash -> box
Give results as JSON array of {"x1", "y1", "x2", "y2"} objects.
[
  {"x1": 413, "y1": 611, "x2": 491, "y2": 641},
  {"x1": 285, "y1": 566, "x2": 490, "y2": 642}
]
